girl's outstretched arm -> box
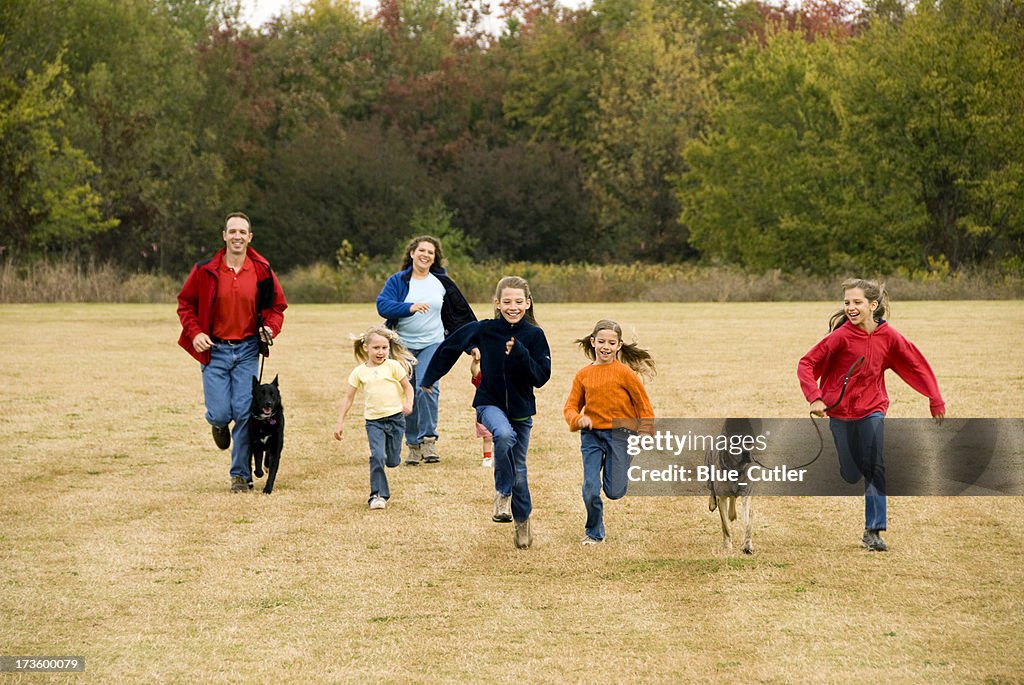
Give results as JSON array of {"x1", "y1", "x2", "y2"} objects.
[
  {"x1": 888, "y1": 333, "x2": 945, "y2": 419},
  {"x1": 419, "y1": 321, "x2": 480, "y2": 391}
]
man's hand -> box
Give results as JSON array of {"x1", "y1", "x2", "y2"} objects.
[{"x1": 192, "y1": 332, "x2": 214, "y2": 353}]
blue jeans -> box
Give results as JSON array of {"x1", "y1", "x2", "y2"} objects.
[
  {"x1": 202, "y1": 337, "x2": 259, "y2": 480},
  {"x1": 406, "y1": 342, "x2": 441, "y2": 445},
  {"x1": 580, "y1": 429, "x2": 632, "y2": 541},
  {"x1": 477, "y1": 406, "x2": 532, "y2": 522},
  {"x1": 366, "y1": 412, "x2": 404, "y2": 500},
  {"x1": 830, "y1": 412, "x2": 886, "y2": 530}
]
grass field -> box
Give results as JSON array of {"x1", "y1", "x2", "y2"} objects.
[{"x1": 2, "y1": 301, "x2": 1023, "y2": 684}]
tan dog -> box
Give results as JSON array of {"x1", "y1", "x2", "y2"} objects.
[{"x1": 706, "y1": 446, "x2": 754, "y2": 554}]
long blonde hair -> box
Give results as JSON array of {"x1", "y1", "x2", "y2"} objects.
[
  {"x1": 575, "y1": 319, "x2": 656, "y2": 379},
  {"x1": 351, "y1": 325, "x2": 416, "y2": 373}
]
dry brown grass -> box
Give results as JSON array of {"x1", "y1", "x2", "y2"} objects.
[{"x1": 2, "y1": 301, "x2": 1022, "y2": 683}]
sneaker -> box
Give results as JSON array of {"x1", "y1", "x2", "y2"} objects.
[
  {"x1": 369, "y1": 496, "x2": 387, "y2": 510},
  {"x1": 862, "y1": 529, "x2": 888, "y2": 552},
  {"x1": 212, "y1": 424, "x2": 231, "y2": 450},
  {"x1": 581, "y1": 536, "x2": 604, "y2": 546},
  {"x1": 422, "y1": 437, "x2": 440, "y2": 464},
  {"x1": 404, "y1": 443, "x2": 422, "y2": 466},
  {"x1": 230, "y1": 476, "x2": 249, "y2": 492},
  {"x1": 514, "y1": 518, "x2": 532, "y2": 549},
  {"x1": 481, "y1": 457, "x2": 493, "y2": 468},
  {"x1": 492, "y1": 492, "x2": 512, "y2": 522}
]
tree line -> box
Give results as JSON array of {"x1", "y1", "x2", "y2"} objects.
[{"x1": 1, "y1": 0, "x2": 1021, "y2": 276}]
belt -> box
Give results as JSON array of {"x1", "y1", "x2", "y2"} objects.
[{"x1": 211, "y1": 336, "x2": 256, "y2": 345}]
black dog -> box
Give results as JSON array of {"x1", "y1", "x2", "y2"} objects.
[{"x1": 249, "y1": 375, "x2": 284, "y2": 494}]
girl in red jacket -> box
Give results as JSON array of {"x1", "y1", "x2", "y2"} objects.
[{"x1": 798, "y1": 279, "x2": 945, "y2": 551}]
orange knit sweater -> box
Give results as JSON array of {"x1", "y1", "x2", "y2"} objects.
[{"x1": 563, "y1": 360, "x2": 654, "y2": 432}]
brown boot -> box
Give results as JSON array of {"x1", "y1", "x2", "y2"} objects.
[
  {"x1": 422, "y1": 436, "x2": 440, "y2": 463},
  {"x1": 514, "y1": 518, "x2": 532, "y2": 549}
]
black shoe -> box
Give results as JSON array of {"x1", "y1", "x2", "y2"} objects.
[
  {"x1": 212, "y1": 424, "x2": 231, "y2": 450},
  {"x1": 862, "y1": 529, "x2": 888, "y2": 552}
]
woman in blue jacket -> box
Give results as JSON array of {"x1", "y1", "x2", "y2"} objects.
[{"x1": 376, "y1": 236, "x2": 476, "y2": 465}]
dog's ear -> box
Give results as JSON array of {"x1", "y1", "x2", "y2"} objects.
[
  {"x1": 272, "y1": 374, "x2": 279, "y2": 387},
  {"x1": 252, "y1": 376, "x2": 259, "y2": 391}
]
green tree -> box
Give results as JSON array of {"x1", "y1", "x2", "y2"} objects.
[
  {"x1": 252, "y1": 120, "x2": 434, "y2": 269},
  {"x1": 838, "y1": 0, "x2": 1024, "y2": 270},
  {"x1": 0, "y1": 51, "x2": 116, "y2": 256},
  {"x1": 681, "y1": 28, "x2": 849, "y2": 272},
  {"x1": 585, "y1": 0, "x2": 710, "y2": 260}
]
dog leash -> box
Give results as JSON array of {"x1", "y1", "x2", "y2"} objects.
[
  {"x1": 751, "y1": 355, "x2": 865, "y2": 471},
  {"x1": 258, "y1": 329, "x2": 273, "y2": 383}
]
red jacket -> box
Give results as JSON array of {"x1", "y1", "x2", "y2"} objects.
[
  {"x1": 177, "y1": 247, "x2": 287, "y2": 365},
  {"x1": 797, "y1": 321, "x2": 944, "y2": 420}
]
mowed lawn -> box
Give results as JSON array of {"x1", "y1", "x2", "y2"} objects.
[{"x1": 2, "y1": 301, "x2": 1022, "y2": 684}]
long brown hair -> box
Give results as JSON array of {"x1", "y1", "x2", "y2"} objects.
[
  {"x1": 828, "y1": 278, "x2": 890, "y2": 331},
  {"x1": 399, "y1": 236, "x2": 445, "y2": 272},
  {"x1": 492, "y1": 276, "x2": 538, "y2": 325},
  {"x1": 575, "y1": 319, "x2": 656, "y2": 378}
]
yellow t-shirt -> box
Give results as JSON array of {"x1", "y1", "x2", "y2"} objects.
[{"x1": 347, "y1": 359, "x2": 408, "y2": 420}]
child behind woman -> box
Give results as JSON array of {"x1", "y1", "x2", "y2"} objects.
[
  {"x1": 470, "y1": 352, "x2": 494, "y2": 468},
  {"x1": 797, "y1": 279, "x2": 945, "y2": 551},
  {"x1": 420, "y1": 276, "x2": 551, "y2": 550},
  {"x1": 334, "y1": 326, "x2": 415, "y2": 510},
  {"x1": 564, "y1": 320, "x2": 655, "y2": 545}
]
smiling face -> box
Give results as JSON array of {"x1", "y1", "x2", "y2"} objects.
[
  {"x1": 495, "y1": 287, "x2": 530, "y2": 325},
  {"x1": 223, "y1": 216, "x2": 252, "y2": 257},
  {"x1": 843, "y1": 287, "x2": 878, "y2": 331},
  {"x1": 363, "y1": 333, "x2": 391, "y2": 366},
  {"x1": 409, "y1": 241, "x2": 436, "y2": 274},
  {"x1": 591, "y1": 328, "x2": 622, "y2": 364}
]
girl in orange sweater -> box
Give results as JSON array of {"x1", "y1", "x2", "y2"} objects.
[{"x1": 564, "y1": 320, "x2": 655, "y2": 545}]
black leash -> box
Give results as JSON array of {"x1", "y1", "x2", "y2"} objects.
[
  {"x1": 258, "y1": 328, "x2": 273, "y2": 383},
  {"x1": 752, "y1": 355, "x2": 865, "y2": 471}
]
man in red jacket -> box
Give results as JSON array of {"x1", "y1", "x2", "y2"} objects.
[{"x1": 177, "y1": 213, "x2": 287, "y2": 492}]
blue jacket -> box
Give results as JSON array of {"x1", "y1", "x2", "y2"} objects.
[
  {"x1": 420, "y1": 317, "x2": 551, "y2": 418},
  {"x1": 376, "y1": 267, "x2": 476, "y2": 337}
]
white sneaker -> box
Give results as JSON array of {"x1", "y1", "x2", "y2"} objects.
[
  {"x1": 581, "y1": 536, "x2": 604, "y2": 546},
  {"x1": 481, "y1": 457, "x2": 493, "y2": 468},
  {"x1": 369, "y1": 496, "x2": 387, "y2": 510}
]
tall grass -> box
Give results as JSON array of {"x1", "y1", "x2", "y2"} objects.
[
  {"x1": 0, "y1": 259, "x2": 178, "y2": 303},
  {"x1": 2, "y1": 257, "x2": 1021, "y2": 304}
]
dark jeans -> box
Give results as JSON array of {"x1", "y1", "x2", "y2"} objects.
[{"x1": 830, "y1": 412, "x2": 886, "y2": 530}]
